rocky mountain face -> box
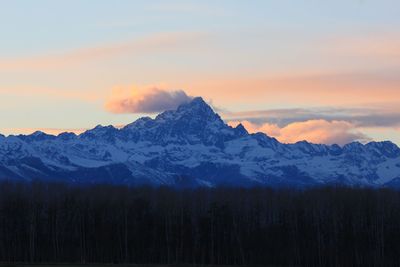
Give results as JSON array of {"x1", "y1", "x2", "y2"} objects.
[{"x1": 1, "y1": 97, "x2": 400, "y2": 188}]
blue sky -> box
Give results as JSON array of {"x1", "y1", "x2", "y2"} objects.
[{"x1": 0, "y1": 0, "x2": 399, "y2": 145}]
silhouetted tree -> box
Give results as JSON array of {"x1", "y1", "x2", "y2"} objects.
[{"x1": 0, "y1": 181, "x2": 400, "y2": 266}]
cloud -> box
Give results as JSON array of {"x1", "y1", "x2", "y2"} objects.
[
  {"x1": 0, "y1": 32, "x2": 205, "y2": 71},
  {"x1": 328, "y1": 34, "x2": 400, "y2": 63},
  {"x1": 184, "y1": 70, "x2": 400, "y2": 107},
  {"x1": 229, "y1": 120, "x2": 368, "y2": 145},
  {"x1": 223, "y1": 104, "x2": 399, "y2": 146},
  {"x1": 0, "y1": 86, "x2": 101, "y2": 102},
  {"x1": 223, "y1": 106, "x2": 400, "y2": 129},
  {"x1": 105, "y1": 87, "x2": 193, "y2": 114}
]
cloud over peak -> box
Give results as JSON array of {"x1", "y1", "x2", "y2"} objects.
[{"x1": 105, "y1": 87, "x2": 193, "y2": 114}]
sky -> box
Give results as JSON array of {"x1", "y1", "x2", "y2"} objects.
[{"x1": 0, "y1": 0, "x2": 399, "y2": 145}]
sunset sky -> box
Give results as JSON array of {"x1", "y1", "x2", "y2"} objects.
[{"x1": 1, "y1": 0, "x2": 399, "y2": 145}]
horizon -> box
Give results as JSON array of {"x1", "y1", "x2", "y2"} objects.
[
  {"x1": 1, "y1": 95, "x2": 398, "y2": 148},
  {"x1": 1, "y1": 1, "x2": 399, "y2": 145}
]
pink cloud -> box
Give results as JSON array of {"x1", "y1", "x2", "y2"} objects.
[
  {"x1": 181, "y1": 70, "x2": 400, "y2": 108},
  {"x1": 0, "y1": 86, "x2": 100, "y2": 102},
  {"x1": 0, "y1": 32, "x2": 204, "y2": 71},
  {"x1": 328, "y1": 34, "x2": 400, "y2": 61},
  {"x1": 229, "y1": 119, "x2": 368, "y2": 145},
  {"x1": 105, "y1": 87, "x2": 192, "y2": 114}
]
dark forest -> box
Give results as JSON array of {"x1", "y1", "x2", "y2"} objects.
[{"x1": 0, "y1": 182, "x2": 400, "y2": 267}]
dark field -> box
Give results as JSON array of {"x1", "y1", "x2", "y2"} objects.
[{"x1": 1, "y1": 182, "x2": 400, "y2": 266}]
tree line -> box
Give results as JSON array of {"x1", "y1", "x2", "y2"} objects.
[{"x1": 0, "y1": 181, "x2": 400, "y2": 266}]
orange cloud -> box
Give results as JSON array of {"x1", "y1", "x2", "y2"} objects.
[
  {"x1": 182, "y1": 70, "x2": 400, "y2": 107},
  {"x1": 222, "y1": 105, "x2": 400, "y2": 129},
  {"x1": 105, "y1": 86, "x2": 192, "y2": 114},
  {"x1": 0, "y1": 32, "x2": 204, "y2": 71},
  {"x1": 328, "y1": 34, "x2": 400, "y2": 62},
  {"x1": 229, "y1": 120, "x2": 368, "y2": 145},
  {"x1": 0, "y1": 86, "x2": 100, "y2": 102}
]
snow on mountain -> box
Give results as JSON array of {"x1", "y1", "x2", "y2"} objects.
[{"x1": 1, "y1": 97, "x2": 400, "y2": 187}]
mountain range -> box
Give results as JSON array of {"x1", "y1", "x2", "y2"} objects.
[{"x1": 1, "y1": 97, "x2": 400, "y2": 188}]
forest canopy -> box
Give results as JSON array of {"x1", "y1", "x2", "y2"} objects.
[{"x1": 0, "y1": 182, "x2": 399, "y2": 266}]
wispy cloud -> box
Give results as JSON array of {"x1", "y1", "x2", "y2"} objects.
[
  {"x1": 186, "y1": 69, "x2": 400, "y2": 107},
  {"x1": 328, "y1": 33, "x2": 400, "y2": 63},
  {"x1": 223, "y1": 106, "x2": 400, "y2": 128},
  {"x1": 105, "y1": 86, "x2": 193, "y2": 114},
  {"x1": 0, "y1": 32, "x2": 205, "y2": 71},
  {"x1": 0, "y1": 86, "x2": 100, "y2": 102},
  {"x1": 224, "y1": 103, "x2": 400, "y2": 145},
  {"x1": 229, "y1": 120, "x2": 368, "y2": 145}
]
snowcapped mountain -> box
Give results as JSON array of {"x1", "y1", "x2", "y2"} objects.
[{"x1": 1, "y1": 97, "x2": 400, "y2": 188}]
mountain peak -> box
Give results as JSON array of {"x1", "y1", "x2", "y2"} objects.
[
  {"x1": 189, "y1": 96, "x2": 208, "y2": 105},
  {"x1": 32, "y1": 130, "x2": 47, "y2": 136},
  {"x1": 177, "y1": 96, "x2": 213, "y2": 113},
  {"x1": 152, "y1": 96, "x2": 219, "y2": 124},
  {"x1": 234, "y1": 123, "x2": 248, "y2": 136},
  {"x1": 120, "y1": 96, "x2": 236, "y2": 146}
]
